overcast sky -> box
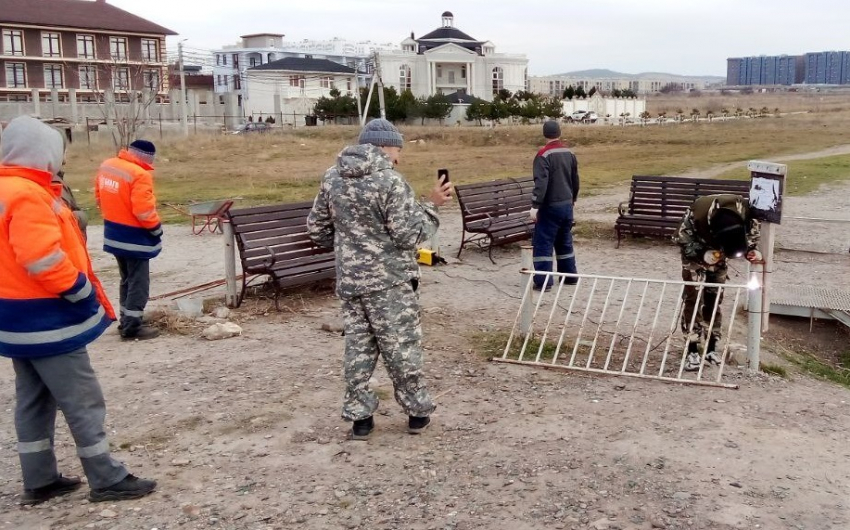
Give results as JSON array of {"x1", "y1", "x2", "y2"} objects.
[{"x1": 110, "y1": 0, "x2": 849, "y2": 77}]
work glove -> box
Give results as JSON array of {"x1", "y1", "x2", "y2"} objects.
[
  {"x1": 528, "y1": 208, "x2": 538, "y2": 223},
  {"x1": 746, "y1": 249, "x2": 763, "y2": 263}
]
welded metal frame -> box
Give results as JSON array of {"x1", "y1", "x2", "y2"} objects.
[{"x1": 497, "y1": 270, "x2": 751, "y2": 389}]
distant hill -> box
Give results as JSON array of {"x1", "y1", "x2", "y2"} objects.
[{"x1": 552, "y1": 69, "x2": 723, "y2": 81}]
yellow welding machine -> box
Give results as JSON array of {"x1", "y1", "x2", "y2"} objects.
[{"x1": 416, "y1": 248, "x2": 436, "y2": 266}]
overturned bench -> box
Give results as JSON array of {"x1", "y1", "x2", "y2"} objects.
[
  {"x1": 614, "y1": 175, "x2": 750, "y2": 248},
  {"x1": 455, "y1": 176, "x2": 535, "y2": 263},
  {"x1": 226, "y1": 202, "x2": 335, "y2": 309}
]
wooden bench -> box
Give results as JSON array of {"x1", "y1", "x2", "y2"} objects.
[
  {"x1": 614, "y1": 175, "x2": 751, "y2": 248},
  {"x1": 455, "y1": 176, "x2": 535, "y2": 263},
  {"x1": 226, "y1": 202, "x2": 335, "y2": 309}
]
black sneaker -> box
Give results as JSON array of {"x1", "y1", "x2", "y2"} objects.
[
  {"x1": 89, "y1": 474, "x2": 157, "y2": 502},
  {"x1": 20, "y1": 475, "x2": 82, "y2": 505},
  {"x1": 121, "y1": 326, "x2": 160, "y2": 341},
  {"x1": 408, "y1": 416, "x2": 431, "y2": 434},
  {"x1": 532, "y1": 283, "x2": 552, "y2": 292},
  {"x1": 351, "y1": 417, "x2": 374, "y2": 440}
]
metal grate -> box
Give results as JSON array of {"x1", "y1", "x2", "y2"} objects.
[
  {"x1": 495, "y1": 270, "x2": 752, "y2": 389},
  {"x1": 771, "y1": 285, "x2": 850, "y2": 312}
]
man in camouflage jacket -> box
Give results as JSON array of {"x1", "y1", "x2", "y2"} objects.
[
  {"x1": 675, "y1": 194, "x2": 761, "y2": 371},
  {"x1": 307, "y1": 119, "x2": 452, "y2": 440}
]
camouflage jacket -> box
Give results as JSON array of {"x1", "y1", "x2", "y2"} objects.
[
  {"x1": 675, "y1": 194, "x2": 760, "y2": 265},
  {"x1": 307, "y1": 144, "x2": 439, "y2": 299}
]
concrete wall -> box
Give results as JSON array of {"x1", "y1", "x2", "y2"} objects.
[
  {"x1": 562, "y1": 95, "x2": 646, "y2": 121},
  {"x1": 0, "y1": 90, "x2": 237, "y2": 125}
]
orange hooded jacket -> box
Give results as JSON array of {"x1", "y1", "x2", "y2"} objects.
[
  {"x1": 95, "y1": 149, "x2": 162, "y2": 259},
  {"x1": 0, "y1": 118, "x2": 115, "y2": 358}
]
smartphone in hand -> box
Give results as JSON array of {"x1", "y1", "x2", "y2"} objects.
[{"x1": 437, "y1": 168, "x2": 450, "y2": 183}]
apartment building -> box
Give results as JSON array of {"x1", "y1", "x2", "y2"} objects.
[
  {"x1": 212, "y1": 33, "x2": 396, "y2": 107},
  {"x1": 726, "y1": 55, "x2": 804, "y2": 86},
  {"x1": 0, "y1": 0, "x2": 176, "y2": 102}
]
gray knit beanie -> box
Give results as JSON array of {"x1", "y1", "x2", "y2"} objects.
[
  {"x1": 358, "y1": 119, "x2": 404, "y2": 148},
  {"x1": 543, "y1": 120, "x2": 561, "y2": 139}
]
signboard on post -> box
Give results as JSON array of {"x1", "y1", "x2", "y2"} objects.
[
  {"x1": 747, "y1": 161, "x2": 787, "y2": 333},
  {"x1": 747, "y1": 160, "x2": 787, "y2": 224}
]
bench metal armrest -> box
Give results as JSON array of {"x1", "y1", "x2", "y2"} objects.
[
  {"x1": 260, "y1": 245, "x2": 278, "y2": 270},
  {"x1": 618, "y1": 201, "x2": 630, "y2": 216}
]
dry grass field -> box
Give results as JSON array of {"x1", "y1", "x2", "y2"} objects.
[{"x1": 63, "y1": 96, "x2": 850, "y2": 223}]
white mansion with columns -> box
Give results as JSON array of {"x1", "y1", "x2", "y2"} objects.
[{"x1": 376, "y1": 12, "x2": 528, "y2": 101}]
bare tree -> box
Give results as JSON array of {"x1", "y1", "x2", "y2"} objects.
[{"x1": 86, "y1": 60, "x2": 165, "y2": 149}]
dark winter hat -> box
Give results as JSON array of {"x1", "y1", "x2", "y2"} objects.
[
  {"x1": 129, "y1": 139, "x2": 156, "y2": 165},
  {"x1": 710, "y1": 208, "x2": 748, "y2": 258},
  {"x1": 358, "y1": 119, "x2": 404, "y2": 148},
  {"x1": 543, "y1": 120, "x2": 561, "y2": 139}
]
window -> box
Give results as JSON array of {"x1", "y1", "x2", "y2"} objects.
[
  {"x1": 109, "y1": 37, "x2": 127, "y2": 60},
  {"x1": 492, "y1": 66, "x2": 504, "y2": 94},
  {"x1": 232, "y1": 54, "x2": 239, "y2": 68},
  {"x1": 44, "y1": 64, "x2": 64, "y2": 88},
  {"x1": 461, "y1": 65, "x2": 466, "y2": 79},
  {"x1": 222, "y1": 54, "x2": 227, "y2": 66},
  {"x1": 77, "y1": 34, "x2": 95, "y2": 59},
  {"x1": 436, "y1": 65, "x2": 442, "y2": 79},
  {"x1": 5, "y1": 62, "x2": 26, "y2": 87},
  {"x1": 113, "y1": 67, "x2": 129, "y2": 90},
  {"x1": 320, "y1": 76, "x2": 333, "y2": 89},
  {"x1": 42, "y1": 32, "x2": 62, "y2": 58},
  {"x1": 249, "y1": 57, "x2": 258, "y2": 67},
  {"x1": 289, "y1": 75, "x2": 305, "y2": 87},
  {"x1": 223, "y1": 75, "x2": 229, "y2": 87},
  {"x1": 234, "y1": 75, "x2": 241, "y2": 90},
  {"x1": 448, "y1": 71, "x2": 455, "y2": 84},
  {"x1": 79, "y1": 65, "x2": 96, "y2": 90},
  {"x1": 216, "y1": 54, "x2": 220, "y2": 66},
  {"x1": 347, "y1": 78, "x2": 352, "y2": 93},
  {"x1": 399, "y1": 65, "x2": 411, "y2": 91},
  {"x1": 141, "y1": 39, "x2": 158, "y2": 62},
  {"x1": 2, "y1": 29, "x2": 24, "y2": 56},
  {"x1": 143, "y1": 69, "x2": 160, "y2": 91}
]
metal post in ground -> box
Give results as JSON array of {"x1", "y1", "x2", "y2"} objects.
[
  {"x1": 223, "y1": 220, "x2": 238, "y2": 307},
  {"x1": 747, "y1": 262, "x2": 764, "y2": 372},
  {"x1": 520, "y1": 245, "x2": 533, "y2": 336}
]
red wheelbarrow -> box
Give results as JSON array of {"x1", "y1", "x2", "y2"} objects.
[{"x1": 166, "y1": 199, "x2": 234, "y2": 235}]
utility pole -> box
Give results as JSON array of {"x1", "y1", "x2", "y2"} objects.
[
  {"x1": 178, "y1": 40, "x2": 189, "y2": 136},
  {"x1": 353, "y1": 74, "x2": 363, "y2": 125},
  {"x1": 373, "y1": 51, "x2": 387, "y2": 120}
]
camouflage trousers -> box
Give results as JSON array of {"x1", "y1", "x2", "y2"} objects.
[
  {"x1": 340, "y1": 281, "x2": 435, "y2": 421},
  {"x1": 681, "y1": 259, "x2": 728, "y2": 349}
]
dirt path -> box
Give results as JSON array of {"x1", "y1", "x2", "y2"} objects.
[{"x1": 0, "y1": 149, "x2": 849, "y2": 529}]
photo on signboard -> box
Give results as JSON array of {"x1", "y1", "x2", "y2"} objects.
[{"x1": 749, "y1": 172, "x2": 784, "y2": 224}]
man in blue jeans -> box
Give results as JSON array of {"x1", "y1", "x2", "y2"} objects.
[{"x1": 529, "y1": 120, "x2": 580, "y2": 290}]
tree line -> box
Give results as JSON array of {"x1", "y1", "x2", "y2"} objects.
[{"x1": 312, "y1": 88, "x2": 565, "y2": 125}]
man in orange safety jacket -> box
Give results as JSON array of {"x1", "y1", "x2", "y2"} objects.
[
  {"x1": 95, "y1": 139, "x2": 162, "y2": 340},
  {"x1": 0, "y1": 116, "x2": 157, "y2": 504}
]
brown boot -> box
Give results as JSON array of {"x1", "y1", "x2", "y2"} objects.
[{"x1": 121, "y1": 326, "x2": 160, "y2": 341}]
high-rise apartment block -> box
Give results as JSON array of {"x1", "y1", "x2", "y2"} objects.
[{"x1": 728, "y1": 51, "x2": 850, "y2": 86}]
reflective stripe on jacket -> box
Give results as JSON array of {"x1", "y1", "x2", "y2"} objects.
[
  {"x1": 95, "y1": 150, "x2": 162, "y2": 259},
  {"x1": 0, "y1": 166, "x2": 115, "y2": 359}
]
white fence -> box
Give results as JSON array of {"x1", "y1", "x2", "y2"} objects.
[{"x1": 494, "y1": 248, "x2": 764, "y2": 389}]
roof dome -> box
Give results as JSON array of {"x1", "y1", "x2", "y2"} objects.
[{"x1": 420, "y1": 12, "x2": 478, "y2": 43}]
